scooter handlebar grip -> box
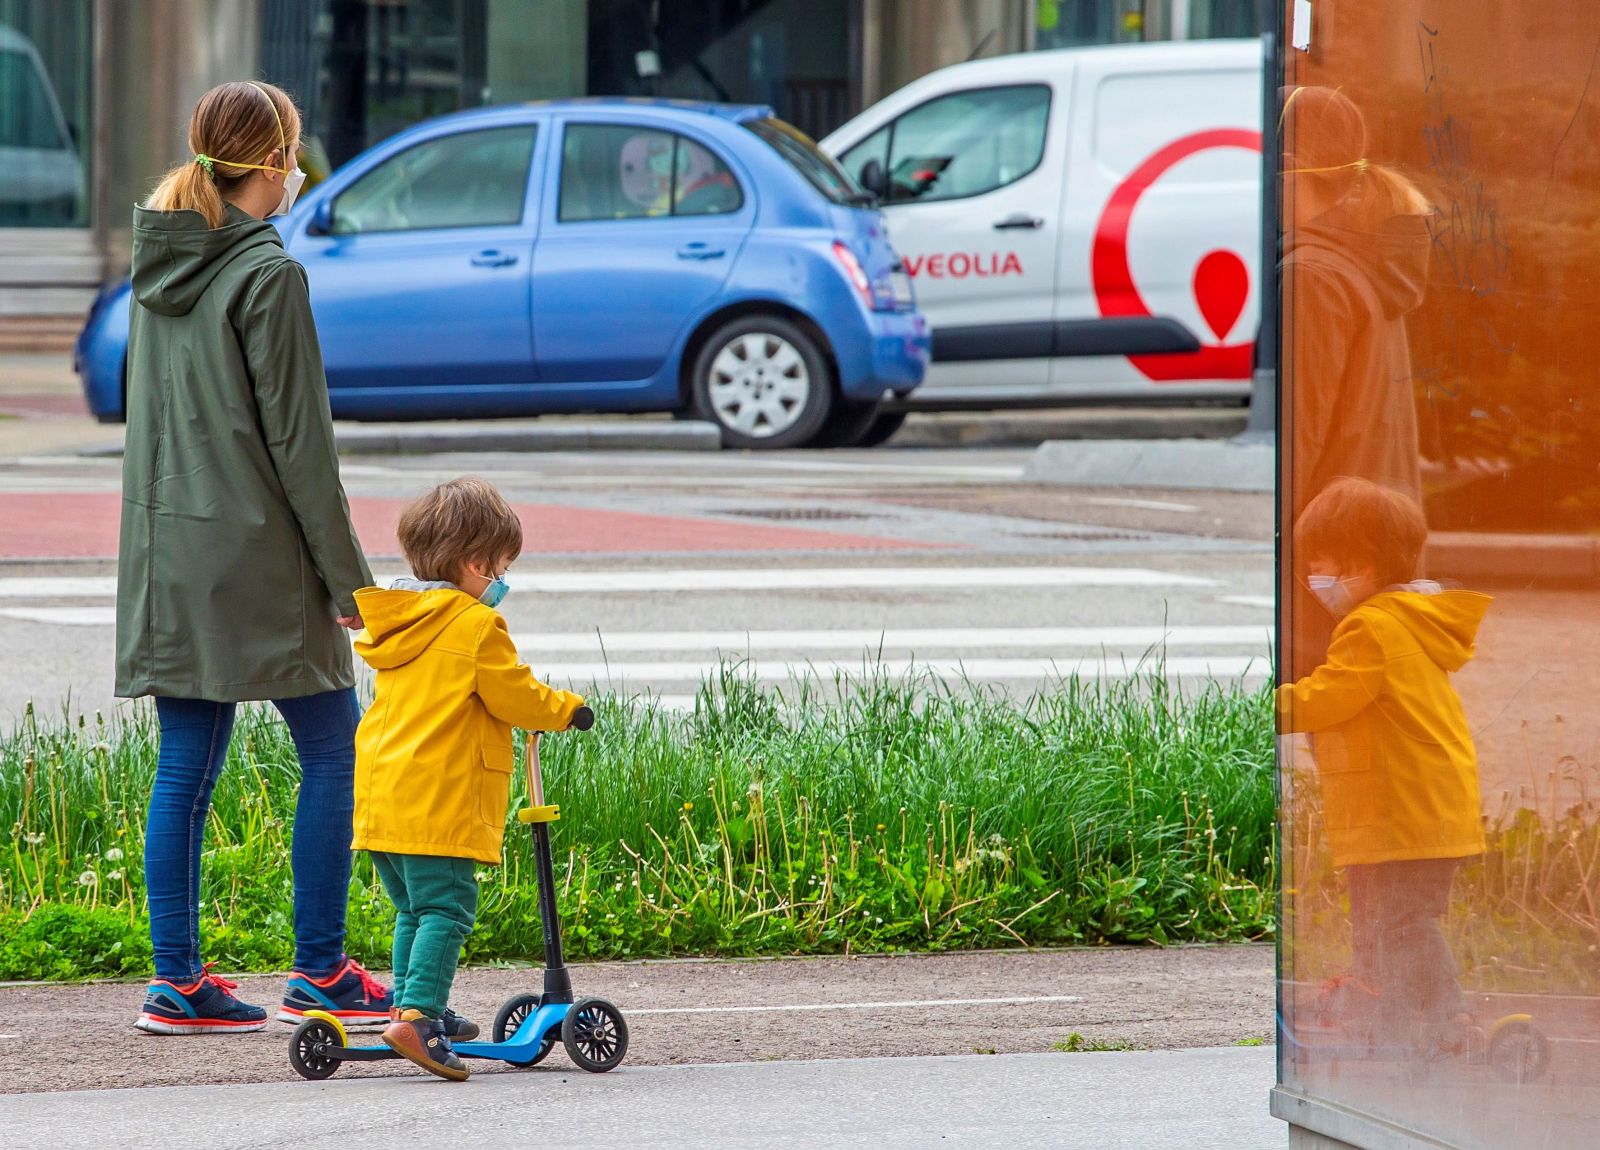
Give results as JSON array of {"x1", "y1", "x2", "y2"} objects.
[{"x1": 569, "y1": 705, "x2": 595, "y2": 732}]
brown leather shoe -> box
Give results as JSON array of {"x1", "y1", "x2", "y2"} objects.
[{"x1": 382, "y1": 1009, "x2": 469, "y2": 1081}]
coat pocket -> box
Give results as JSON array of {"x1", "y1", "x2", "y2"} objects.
[{"x1": 478, "y1": 743, "x2": 514, "y2": 826}]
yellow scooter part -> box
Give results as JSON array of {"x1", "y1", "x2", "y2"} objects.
[{"x1": 301, "y1": 1008, "x2": 349, "y2": 1046}]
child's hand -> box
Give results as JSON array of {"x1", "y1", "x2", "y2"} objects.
[{"x1": 337, "y1": 614, "x2": 364, "y2": 631}]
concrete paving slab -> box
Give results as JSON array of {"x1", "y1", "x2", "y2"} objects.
[
  {"x1": 0, "y1": 1048, "x2": 1280, "y2": 1150},
  {"x1": 1023, "y1": 439, "x2": 1275, "y2": 493}
]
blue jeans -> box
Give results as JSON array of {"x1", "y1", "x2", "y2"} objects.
[{"x1": 146, "y1": 690, "x2": 360, "y2": 983}]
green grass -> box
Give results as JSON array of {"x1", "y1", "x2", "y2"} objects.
[
  {"x1": 0, "y1": 665, "x2": 1277, "y2": 980},
  {"x1": 1052, "y1": 1032, "x2": 1142, "y2": 1052}
]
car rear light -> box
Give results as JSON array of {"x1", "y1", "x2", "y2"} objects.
[{"x1": 833, "y1": 241, "x2": 877, "y2": 311}]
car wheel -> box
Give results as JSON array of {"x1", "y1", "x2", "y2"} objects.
[
  {"x1": 807, "y1": 399, "x2": 884, "y2": 449},
  {"x1": 691, "y1": 317, "x2": 833, "y2": 449},
  {"x1": 855, "y1": 410, "x2": 908, "y2": 448}
]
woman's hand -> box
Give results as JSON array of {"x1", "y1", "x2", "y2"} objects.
[{"x1": 337, "y1": 614, "x2": 364, "y2": 631}]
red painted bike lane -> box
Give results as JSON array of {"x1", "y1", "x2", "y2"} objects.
[{"x1": 0, "y1": 492, "x2": 941, "y2": 560}]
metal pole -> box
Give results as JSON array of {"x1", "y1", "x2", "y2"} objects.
[{"x1": 1238, "y1": 30, "x2": 1279, "y2": 444}]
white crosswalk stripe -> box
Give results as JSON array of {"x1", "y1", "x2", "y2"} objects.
[{"x1": 0, "y1": 565, "x2": 1215, "y2": 601}]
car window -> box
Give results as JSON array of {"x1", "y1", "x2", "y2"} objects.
[
  {"x1": 559, "y1": 124, "x2": 743, "y2": 222},
  {"x1": 847, "y1": 85, "x2": 1051, "y2": 205},
  {"x1": 331, "y1": 125, "x2": 537, "y2": 235},
  {"x1": 0, "y1": 48, "x2": 67, "y2": 150},
  {"x1": 744, "y1": 118, "x2": 861, "y2": 205}
]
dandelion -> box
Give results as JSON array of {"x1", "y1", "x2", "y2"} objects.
[
  {"x1": 682, "y1": 802, "x2": 694, "y2": 813},
  {"x1": 94, "y1": 741, "x2": 113, "y2": 755},
  {"x1": 108, "y1": 870, "x2": 124, "y2": 882},
  {"x1": 25, "y1": 832, "x2": 45, "y2": 846},
  {"x1": 77, "y1": 870, "x2": 98, "y2": 886},
  {"x1": 875, "y1": 823, "x2": 886, "y2": 833},
  {"x1": 875, "y1": 916, "x2": 883, "y2": 924},
  {"x1": 614, "y1": 882, "x2": 623, "y2": 892},
  {"x1": 104, "y1": 847, "x2": 124, "y2": 862}
]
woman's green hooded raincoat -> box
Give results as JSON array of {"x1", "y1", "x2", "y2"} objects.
[{"x1": 115, "y1": 202, "x2": 372, "y2": 702}]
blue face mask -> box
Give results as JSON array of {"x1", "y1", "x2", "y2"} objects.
[
  {"x1": 1307, "y1": 574, "x2": 1356, "y2": 618},
  {"x1": 479, "y1": 575, "x2": 509, "y2": 609}
]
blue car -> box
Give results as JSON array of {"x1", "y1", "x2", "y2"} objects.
[{"x1": 78, "y1": 100, "x2": 929, "y2": 450}]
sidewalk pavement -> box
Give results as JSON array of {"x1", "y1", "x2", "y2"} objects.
[{"x1": 0, "y1": 1047, "x2": 1280, "y2": 1150}]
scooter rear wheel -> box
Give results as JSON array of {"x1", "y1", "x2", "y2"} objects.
[
  {"x1": 562, "y1": 997, "x2": 629, "y2": 1073},
  {"x1": 493, "y1": 992, "x2": 556, "y2": 1067},
  {"x1": 290, "y1": 1018, "x2": 344, "y2": 1080},
  {"x1": 1488, "y1": 1021, "x2": 1551, "y2": 1084}
]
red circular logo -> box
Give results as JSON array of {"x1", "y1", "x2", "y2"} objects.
[{"x1": 1091, "y1": 128, "x2": 1262, "y2": 382}]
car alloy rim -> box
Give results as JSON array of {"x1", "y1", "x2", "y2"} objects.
[{"x1": 708, "y1": 333, "x2": 810, "y2": 438}]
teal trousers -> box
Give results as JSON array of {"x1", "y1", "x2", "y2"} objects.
[{"x1": 371, "y1": 851, "x2": 479, "y2": 1019}]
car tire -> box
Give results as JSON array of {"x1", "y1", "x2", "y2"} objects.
[
  {"x1": 691, "y1": 317, "x2": 833, "y2": 450},
  {"x1": 854, "y1": 410, "x2": 908, "y2": 448},
  {"x1": 807, "y1": 398, "x2": 884, "y2": 449}
]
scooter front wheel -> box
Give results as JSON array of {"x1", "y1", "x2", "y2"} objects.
[
  {"x1": 493, "y1": 992, "x2": 556, "y2": 1067},
  {"x1": 562, "y1": 997, "x2": 629, "y2": 1073},
  {"x1": 290, "y1": 1017, "x2": 345, "y2": 1080}
]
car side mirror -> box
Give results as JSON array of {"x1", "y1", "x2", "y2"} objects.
[
  {"x1": 858, "y1": 158, "x2": 888, "y2": 201},
  {"x1": 307, "y1": 198, "x2": 336, "y2": 236}
]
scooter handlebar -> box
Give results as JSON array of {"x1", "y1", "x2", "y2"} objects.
[{"x1": 569, "y1": 705, "x2": 595, "y2": 732}]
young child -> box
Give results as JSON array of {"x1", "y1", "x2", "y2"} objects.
[
  {"x1": 1279, "y1": 477, "x2": 1489, "y2": 1041},
  {"x1": 352, "y1": 477, "x2": 587, "y2": 1081}
]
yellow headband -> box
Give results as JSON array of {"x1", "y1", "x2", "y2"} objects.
[{"x1": 193, "y1": 82, "x2": 290, "y2": 177}]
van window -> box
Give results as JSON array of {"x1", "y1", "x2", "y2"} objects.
[
  {"x1": 1092, "y1": 70, "x2": 1259, "y2": 182},
  {"x1": 560, "y1": 124, "x2": 744, "y2": 221},
  {"x1": 332, "y1": 126, "x2": 537, "y2": 234},
  {"x1": 840, "y1": 85, "x2": 1051, "y2": 204},
  {"x1": 0, "y1": 48, "x2": 67, "y2": 150}
]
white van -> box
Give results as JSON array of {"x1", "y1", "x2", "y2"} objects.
[
  {"x1": 0, "y1": 24, "x2": 85, "y2": 226},
  {"x1": 820, "y1": 39, "x2": 1263, "y2": 414}
]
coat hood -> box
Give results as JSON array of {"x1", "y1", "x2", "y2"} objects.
[
  {"x1": 1363, "y1": 588, "x2": 1491, "y2": 674},
  {"x1": 131, "y1": 203, "x2": 283, "y2": 317},
  {"x1": 353, "y1": 585, "x2": 480, "y2": 670},
  {"x1": 1291, "y1": 204, "x2": 1431, "y2": 321}
]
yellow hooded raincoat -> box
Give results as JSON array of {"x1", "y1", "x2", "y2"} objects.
[
  {"x1": 1277, "y1": 588, "x2": 1490, "y2": 869},
  {"x1": 351, "y1": 586, "x2": 584, "y2": 865}
]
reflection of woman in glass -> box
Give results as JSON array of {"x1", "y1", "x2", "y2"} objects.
[{"x1": 1284, "y1": 86, "x2": 1435, "y2": 677}]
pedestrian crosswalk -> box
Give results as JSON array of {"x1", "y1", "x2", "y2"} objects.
[{"x1": 0, "y1": 563, "x2": 1274, "y2": 712}]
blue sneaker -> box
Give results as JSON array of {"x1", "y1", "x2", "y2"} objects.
[
  {"x1": 135, "y1": 964, "x2": 268, "y2": 1035},
  {"x1": 277, "y1": 957, "x2": 392, "y2": 1028}
]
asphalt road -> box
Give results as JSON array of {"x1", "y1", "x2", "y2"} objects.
[{"x1": 0, "y1": 446, "x2": 1273, "y2": 723}]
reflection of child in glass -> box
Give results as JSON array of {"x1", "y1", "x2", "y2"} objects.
[{"x1": 1279, "y1": 478, "x2": 1489, "y2": 1040}]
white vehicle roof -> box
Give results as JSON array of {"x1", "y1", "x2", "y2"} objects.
[{"x1": 822, "y1": 38, "x2": 1261, "y2": 150}]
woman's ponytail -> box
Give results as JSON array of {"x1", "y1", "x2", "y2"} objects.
[{"x1": 146, "y1": 157, "x2": 228, "y2": 228}]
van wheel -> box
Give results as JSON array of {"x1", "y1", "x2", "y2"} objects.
[
  {"x1": 691, "y1": 317, "x2": 832, "y2": 450},
  {"x1": 808, "y1": 399, "x2": 883, "y2": 448}
]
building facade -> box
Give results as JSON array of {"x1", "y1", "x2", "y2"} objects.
[{"x1": 0, "y1": 0, "x2": 1267, "y2": 319}]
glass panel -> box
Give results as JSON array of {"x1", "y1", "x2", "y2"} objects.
[
  {"x1": 559, "y1": 124, "x2": 676, "y2": 222},
  {"x1": 745, "y1": 117, "x2": 859, "y2": 205},
  {"x1": 880, "y1": 86, "x2": 1050, "y2": 205},
  {"x1": 672, "y1": 137, "x2": 743, "y2": 216},
  {"x1": 1278, "y1": 4, "x2": 1600, "y2": 1146},
  {"x1": 0, "y1": 2, "x2": 91, "y2": 227},
  {"x1": 836, "y1": 125, "x2": 889, "y2": 191},
  {"x1": 585, "y1": 0, "x2": 855, "y2": 139},
  {"x1": 331, "y1": 125, "x2": 535, "y2": 234}
]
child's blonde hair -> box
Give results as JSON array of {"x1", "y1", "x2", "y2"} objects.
[
  {"x1": 1295, "y1": 477, "x2": 1428, "y2": 587},
  {"x1": 146, "y1": 81, "x2": 301, "y2": 229},
  {"x1": 397, "y1": 477, "x2": 523, "y2": 583}
]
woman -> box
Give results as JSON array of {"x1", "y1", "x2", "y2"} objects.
[{"x1": 117, "y1": 81, "x2": 390, "y2": 1034}]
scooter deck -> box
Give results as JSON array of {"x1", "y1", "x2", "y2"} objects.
[{"x1": 317, "y1": 1002, "x2": 571, "y2": 1066}]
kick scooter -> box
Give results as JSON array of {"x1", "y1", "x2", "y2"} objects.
[{"x1": 289, "y1": 710, "x2": 629, "y2": 1078}]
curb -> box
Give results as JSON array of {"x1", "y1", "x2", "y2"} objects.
[
  {"x1": 891, "y1": 407, "x2": 1247, "y2": 450},
  {"x1": 79, "y1": 419, "x2": 724, "y2": 458},
  {"x1": 1021, "y1": 438, "x2": 1273, "y2": 492}
]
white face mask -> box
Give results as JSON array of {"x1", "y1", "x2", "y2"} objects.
[
  {"x1": 272, "y1": 167, "x2": 306, "y2": 217},
  {"x1": 1307, "y1": 574, "x2": 1358, "y2": 618}
]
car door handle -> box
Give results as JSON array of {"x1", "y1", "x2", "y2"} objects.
[
  {"x1": 993, "y1": 214, "x2": 1044, "y2": 231},
  {"x1": 471, "y1": 250, "x2": 518, "y2": 267},
  {"x1": 676, "y1": 243, "x2": 726, "y2": 260}
]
